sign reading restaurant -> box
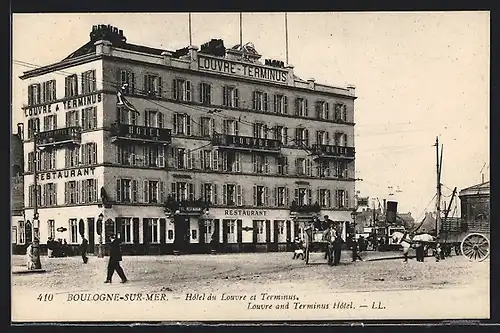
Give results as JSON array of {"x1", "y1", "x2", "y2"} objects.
[
  {"x1": 36, "y1": 167, "x2": 96, "y2": 181},
  {"x1": 224, "y1": 209, "x2": 267, "y2": 217},
  {"x1": 24, "y1": 92, "x2": 102, "y2": 117},
  {"x1": 198, "y1": 55, "x2": 288, "y2": 84}
]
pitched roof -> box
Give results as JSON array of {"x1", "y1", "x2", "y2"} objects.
[{"x1": 459, "y1": 181, "x2": 490, "y2": 197}]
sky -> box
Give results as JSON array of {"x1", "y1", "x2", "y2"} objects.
[{"x1": 11, "y1": 12, "x2": 490, "y2": 220}]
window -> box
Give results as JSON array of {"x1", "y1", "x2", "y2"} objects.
[
  {"x1": 173, "y1": 78, "x2": 192, "y2": 101},
  {"x1": 276, "y1": 156, "x2": 288, "y2": 175},
  {"x1": 81, "y1": 143, "x2": 97, "y2": 165},
  {"x1": 82, "y1": 107, "x2": 97, "y2": 130},
  {"x1": 222, "y1": 151, "x2": 241, "y2": 172},
  {"x1": 200, "y1": 83, "x2": 212, "y2": 105},
  {"x1": 118, "y1": 107, "x2": 137, "y2": 125},
  {"x1": 120, "y1": 70, "x2": 135, "y2": 94},
  {"x1": 43, "y1": 115, "x2": 57, "y2": 131},
  {"x1": 117, "y1": 144, "x2": 136, "y2": 166},
  {"x1": 295, "y1": 187, "x2": 312, "y2": 206},
  {"x1": 204, "y1": 220, "x2": 214, "y2": 243},
  {"x1": 295, "y1": 128, "x2": 309, "y2": 147},
  {"x1": 82, "y1": 70, "x2": 97, "y2": 94},
  {"x1": 173, "y1": 113, "x2": 191, "y2": 135},
  {"x1": 116, "y1": 179, "x2": 138, "y2": 203},
  {"x1": 296, "y1": 158, "x2": 312, "y2": 176},
  {"x1": 18, "y1": 221, "x2": 25, "y2": 244},
  {"x1": 144, "y1": 180, "x2": 164, "y2": 204},
  {"x1": 65, "y1": 181, "x2": 79, "y2": 204},
  {"x1": 144, "y1": 74, "x2": 162, "y2": 97},
  {"x1": 200, "y1": 150, "x2": 213, "y2": 170},
  {"x1": 120, "y1": 218, "x2": 132, "y2": 243},
  {"x1": 223, "y1": 184, "x2": 243, "y2": 206},
  {"x1": 47, "y1": 220, "x2": 55, "y2": 239},
  {"x1": 12, "y1": 226, "x2": 17, "y2": 244},
  {"x1": 148, "y1": 218, "x2": 159, "y2": 243},
  {"x1": 145, "y1": 110, "x2": 164, "y2": 128},
  {"x1": 316, "y1": 101, "x2": 329, "y2": 120},
  {"x1": 274, "y1": 94, "x2": 288, "y2": 114},
  {"x1": 253, "y1": 123, "x2": 268, "y2": 139},
  {"x1": 334, "y1": 132, "x2": 348, "y2": 147},
  {"x1": 143, "y1": 146, "x2": 165, "y2": 167},
  {"x1": 334, "y1": 103, "x2": 348, "y2": 121},
  {"x1": 252, "y1": 155, "x2": 269, "y2": 174},
  {"x1": 274, "y1": 126, "x2": 288, "y2": 145},
  {"x1": 255, "y1": 220, "x2": 265, "y2": 243},
  {"x1": 225, "y1": 219, "x2": 237, "y2": 243},
  {"x1": 200, "y1": 117, "x2": 214, "y2": 137},
  {"x1": 28, "y1": 83, "x2": 41, "y2": 105},
  {"x1": 81, "y1": 179, "x2": 98, "y2": 203},
  {"x1": 276, "y1": 220, "x2": 286, "y2": 242},
  {"x1": 222, "y1": 86, "x2": 239, "y2": 108},
  {"x1": 69, "y1": 218, "x2": 78, "y2": 243},
  {"x1": 172, "y1": 148, "x2": 193, "y2": 169},
  {"x1": 317, "y1": 160, "x2": 331, "y2": 177},
  {"x1": 275, "y1": 186, "x2": 289, "y2": 207},
  {"x1": 334, "y1": 160, "x2": 348, "y2": 179},
  {"x1": 222, "y1": 119, "x2": 239, "y2": 135},
  {"x1": 27, "y1": 118, "x2": 40, "y2": 139},
  {"x1": 335, "y1": 189, "x2": 349, "y2": 208},
  {"x1": 28, "y1": 184, "x2": 42, "y2": 207},
  {"x1": 316, "y1": 130, "x2": 329, "y2": 145},
  {"x1": 40, "y1": 150, "x2": 56, "y2": 171},
  {"x1": 171, "y1": 182, "x2": 195, "y2": 201},
  {"x1": 42, "y1": 80, "x2": 57, "y2": 103},
  {"x1": 318, "y1": 189, "x2": 331, "y2": 208},
  {"x1": 202, "y1": 183, "x2": 218, "y2": 205},
  {"x1": 42, "y1": 183, "x2": 57, "y2": 206},
  {"x1": 295, "y1": 97, "x2": 308, "y2": 117},
  {"x1": 252, "y1": 185, "x2": 269, "y2": 207},
  {"x1": 252, "y1": 91, "x2": 268, "y2": 111},
  {"x1": 66, "y1": 110, "x2": 80, "y2": 127},
  {"x1": 65, "y1": 74, "x2": 78, "y2": 97}
]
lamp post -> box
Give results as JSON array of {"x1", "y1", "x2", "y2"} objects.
[
  {"x1": 31, "y1": 130, "x2": 42, "y2": 269},
  {"x1": 97, "y1": 213, "x2": 104, "y2": 258}
]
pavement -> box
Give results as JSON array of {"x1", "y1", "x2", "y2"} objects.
[{"x1": 12, "y1": 251, "x2": 489, "y2": 322}]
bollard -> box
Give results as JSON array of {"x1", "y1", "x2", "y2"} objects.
[{"x1": 29, "y1": 240, "x2": 42, "y2": 270}]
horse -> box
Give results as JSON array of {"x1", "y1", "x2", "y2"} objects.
[{"x1": 392, "y1": 231, "x2": 437, "y2": 262}]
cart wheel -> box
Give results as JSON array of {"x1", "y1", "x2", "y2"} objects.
[
  {"x1": 461, "y1": 233, "x2": 490, "y2": 262},
  {"x1": 305, "y1": 246, "x2": 310, "y2": 264}
]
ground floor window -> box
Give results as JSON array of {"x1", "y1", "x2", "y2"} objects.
[
  {"x1": 147, "y1": 218, "x2": 159, "y2": 243},
  {"x1": 12, "y1": 226, "x2": 17, "y2": 244},
  {"x1": 276, "y1": 220, "x2": 287, "y2": 243},
  {"x1": 202, "y1": 220, "x2": 214, "y2": 244},
  {"x1": 121, "y1": 218, "x2": 132, "y2": 243},
  {"x1": 69, "y1": 218, "x2": 78, "y2": 243},
  {"x1": 255, "y1": 220, "x2": 265, "y2": 243},
  {"x1": 47, "y1": 220, "x2": 55, "y2": 239},
  {"x1": 224, "y1": 219, "x2": 237, "y2": 243},
  {"x1": 18, "y1": 221, "x2": 25, "y2": 244}
]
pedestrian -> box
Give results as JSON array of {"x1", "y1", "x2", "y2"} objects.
[
  {"x1": 47, "y1": 237, "x2": 54, "y2": 258},
  {"x1": 333, "y1": 223, "x2": 344, "y2": 265},
  {"x1": 210, "y1": 231, "x2": 218, "y2": 254},
  {"x1": 322, "y1": 224, "x2": 336, "y2": 265},
  {"x1": 312, "y1": 215, "x2": 322, "y2": 231},
  {"x1": 80, "y1": 237, "x2": 89, "y2": 263},
  {"x1": 434, "y1": 243, "x2": 442, "y2": 262},
  {"x1": 105, "y1": 233, "x2": 127, "y2": 284},
  {"x1": 358, "y1": 236, "x2": 366, "y2": 253},
  {"x1": 292, "y1": 237, "x2": 305, "y2": 260},
  {"x1": 349, "y1": 234, "x2": 363, "y2": 262},
  {"x1": 26, "y1": 242, "x2": 34, "y2": 270}
]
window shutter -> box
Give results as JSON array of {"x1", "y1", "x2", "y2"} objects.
[
  {"x1": 285, "y1": 187, "x2": 290, "y2": 206},
  {"x1": 235, "y1": 152, "x2": 241, "y2": 172},
  {"x1": 222, "y1": 152, "x2": 228, "y2": 172},
  {"x1": 317, "y1": 188, "x2": 321, "y2": 207},
  {"x1": 264, "y1": 186, "x2": 270, "y2": 206},
  {"x1": 42, "y1": 184, "x2": 47, "y2": 206},
  {"x1": 304, "y1": 99, "x2": 309, "y2": 116},
  {"x1": 172, "y1": 114, "x2": 177, "y2": 134},
  {"x1": 171, "y1": 182, "x2": 177, "y2": 201},
  {"x1": 160, "y1": 181, "x2": 165, "y2": 203},
  {"x1": 252, "y1": 91, "x2": 256, "y2": 110},
  {"x1": 189, "y1": 183, "x2": 195, "y2": 201},
  {"x1": 210, "y1": 118, "x2": 215, "y2": 137},
  {"x1": 222, "y1": 185, "x2": 227, "y2": 205},
  {"x1": 172, "y1": 79, "x2": 178, "y2": 99},
  {"x1": 273, "y1": 95, "x2": 278, "y2": 113},
  {"x1": 273, "y1": 187, "x2": 277, "y2": 207},
  {"x1": 133, "y1": 218, "x2": 140, "y2": 244},
  {"x1": 304, "y1": 129, "x2": 309, "y2": 146},
  {"x1": 199, "y1": 150, "x2": 205, "y2": 169},
  {"x1": 213, "y1": 184, "x2": 218, "y2": 205},
  {"x1": 345, "y1": 190, "x2": 349, "y2": 209},
  {"x1": 75, "y1": 181, "x2": 80, "y2": 204},
  {"x1": 222, "y1": 86, "x2": 227, "y2": 106},
  {"x1": 234, "y1": 88, "x2": 239, "y2": 107},
  {"x1": 65, "y1": 149, "x2": 70, "y2": 167},
  {"x1": 143, "y1": 218, "x2": 149, "y2": 246},
  {"x1": 186, "y1": 80, "x2": 192, "y2": 101},
  {"x1": 283, "y1": 96, "x2": 288, "y2": 114},
  {"x1": 307, "y1": 188, "x2": 312, "y2": 205},
  {"x1": 234, "y1": 121, "x2": 239, "y2": 136},
  {"x1": 92, "y1": 143, "x2": 97, "y2": 164},
  {"x1": 252, "y1": 155, "x2": 256, "y2": 173},
  {"x1": 295, "y1": 98, "x2": 300, "y2": 115},
  {"x1": 253, "y1": 220, "x2": 258, "y2": 244},
  {"x1": 294, "y1": 188, "x2": 299, "y2": 203},
  {"x1": 236, "y1": 219, "x2": 242, "y2": 243},
  {"x1": 252, "y1": 186, "x2": 257, "y2": 206},
  {"x1": 213, "y1": 149, "x2": 219, "y2": 170},
  {"x1": 158, "y1": 112, "x2": 164, "y2": 128},
  {"x1": 264, "y1": 93, "x2": 268, "y2": 112},
  {"x1": 160, "y1": 218, "x2": 166, "y2": 244},
  {"x1": 236, "y1": 185, "x2": 243, "y2": 206},
  {"x1": 266, "y1": 220, "x2": 271, "y2": 243},
  {"x1": 327, "y1": 190, "x2": 331, "y2": 208},
  {"x1": 343, "y1": 104, "x2": 347, "y2": 120},
  {"x1": 325, "y1": 102, "x2": 330, "y2": 119},
  {"x1": 315, "y1": 102, "x2": 321, "y2": 119},
  {"x1": 265, "y1": 156, "x2": 269, "y2": 174},
  {"x1": 143, "y1": 180, "x2": 149, "y2": 203},
  {"x1": 158, "y1": 76, "x2": 163, "y2": 96},
  {"x1": 187, "y1": 149, "x2": 193, "y2": 169},
  {"x1": 186, "y1": 115, "x2": 191, "y2": 135},
  {"x1": 158, "y1": 146, "x2": 165, "y2": 167}
]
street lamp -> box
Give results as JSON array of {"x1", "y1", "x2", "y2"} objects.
[
  {"x1": 30, "y1": 130, "x2": 42, "y2": 270},
  {"x1": 97, "y1": 213, "x2": 104, "y2": 258}
]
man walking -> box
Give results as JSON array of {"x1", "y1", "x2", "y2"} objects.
[
  {"x1": 349, "y1": 234, "x2": 363, "y2": 262},
  {"x1": 80, "y1": 237, "x2": 89, "y2": 264},
  {"x1": 332, "y1": 223, "x2": 344, "y2": 266},
  {"x1": 322, "y1": 224, "x2": 336, "y2": 265},
  {"x1": 105, "y1": 233, "x2": 127, "y2": 283}
]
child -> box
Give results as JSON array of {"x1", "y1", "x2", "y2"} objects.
[{"x1": 434, "y1": 243, "x2": 442, "y2": 262}]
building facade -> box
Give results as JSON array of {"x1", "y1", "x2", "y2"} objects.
[
  {"x1": 12, "y1": 129, "x2": 25, "y2": 252},
  {"x1": 17, "y1": 24, "x2": 356, "y2": 255}
]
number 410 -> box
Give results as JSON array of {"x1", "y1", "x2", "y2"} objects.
[{"x1": 37, "y1": 293, "x2": 54, "y2": 301}]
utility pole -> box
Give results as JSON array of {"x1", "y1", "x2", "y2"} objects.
[
  {"x1": 435, "y1": 136, "x2": 441, "y2": 238},
  {"x1": 31, "y1": 131, "x2": 42, "y2": 269}
]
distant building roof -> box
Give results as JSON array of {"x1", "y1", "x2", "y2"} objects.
[{"x1": 459, "y1": 181, "x2": 490, "y2": 197}]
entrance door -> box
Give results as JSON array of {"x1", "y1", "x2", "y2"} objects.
[
  {"x1": 25, "y1": 221, "x2": 33, "y2": 245},
  {"x1": 87, "y1": 218, "x2": 95, "y2": 253},
  {"x1": 174, "y1": 216, "x2": 190, "y2": 253}
]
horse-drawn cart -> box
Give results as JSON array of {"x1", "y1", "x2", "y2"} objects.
[
  {"x1": 303, "y1": 227, "x2": 331, "y2": 264},
  {"x1": 440, "y1": 217, "x2": 490, "y2": 262}
]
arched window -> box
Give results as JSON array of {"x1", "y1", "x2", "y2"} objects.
[{"x1": 25, "y1": 220, "x2": 33, "y2": 245}]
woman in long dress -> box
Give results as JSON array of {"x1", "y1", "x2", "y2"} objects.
[{"x1": 26, "y1": 242, "x2": 33, "y2": 270}]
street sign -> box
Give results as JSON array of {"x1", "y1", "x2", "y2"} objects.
[{"x1": 56, "y1": 227, "x2": 67, "y2": 232}]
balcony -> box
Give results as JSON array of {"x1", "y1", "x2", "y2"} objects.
[
  {"x1": 289, "y1": 201, "x2": 321, "y2": 214},
  {"x1": 212, "y1": 134, "x2": 282, "y2": 154},
  {"x1": 164, "y1": 196, "x2": 210, "y2": 216},
  {"x1": 311, "y1": 144, "x2": 355, "y2": 159},
  {"x1": 110, "y1": 122, "x2": 172, "y2": 145},
  {"x1": 36, "y1": 126, "x2": 82, "y2": 148}
]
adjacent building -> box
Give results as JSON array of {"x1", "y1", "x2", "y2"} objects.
[
  {"x1": 17, "y1": 24, "x2": 357, "y2": 254},
  {"x1": 12, "y1": 128, "x2": 25, "y2": 252}
]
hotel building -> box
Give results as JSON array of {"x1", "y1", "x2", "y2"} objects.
[{"x1": 16, "y1": 24, "x2": 356, "y2": 254}]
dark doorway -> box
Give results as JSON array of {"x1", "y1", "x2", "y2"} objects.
[
  {"x1": 25, "y1": 221, "x2": 33, "y2": 245},
  {"x1": 87, "y1": 218, "x2": 95, "y2": 253},
  {"x1": 174, "y1": 216, "x2": 190, "y2": 253}
]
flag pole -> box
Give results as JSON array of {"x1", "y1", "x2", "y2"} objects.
[
  {"x1": 239, "y1": 12, "x2": 243, "y2": 46},
  {"x1": 188, "y1": 13, "x2": 193, "y2": 46},
  {"x1": 285, "y1": 12, "x2": 289, "y2": 65}
]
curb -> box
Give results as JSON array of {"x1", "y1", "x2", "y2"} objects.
[{"x1": 12, "y1": 268, "x2": 47, "y2": 275}]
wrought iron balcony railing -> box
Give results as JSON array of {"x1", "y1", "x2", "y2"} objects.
[
  {"x1": 212, "y1": 134, "x2": 282, "y2": 153},
  {"x1": 110, "y1": 122, "x2": 172, "y2": 145},
  {"x1": 289, "y1": 201, "x2": 321, "y2": 213},
  {"x1": 311, "y1": 144, "x2": 355, "y2": 159},
  {"x1": 36, "y1": 126, "x2": 82, "y2": 148}
]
